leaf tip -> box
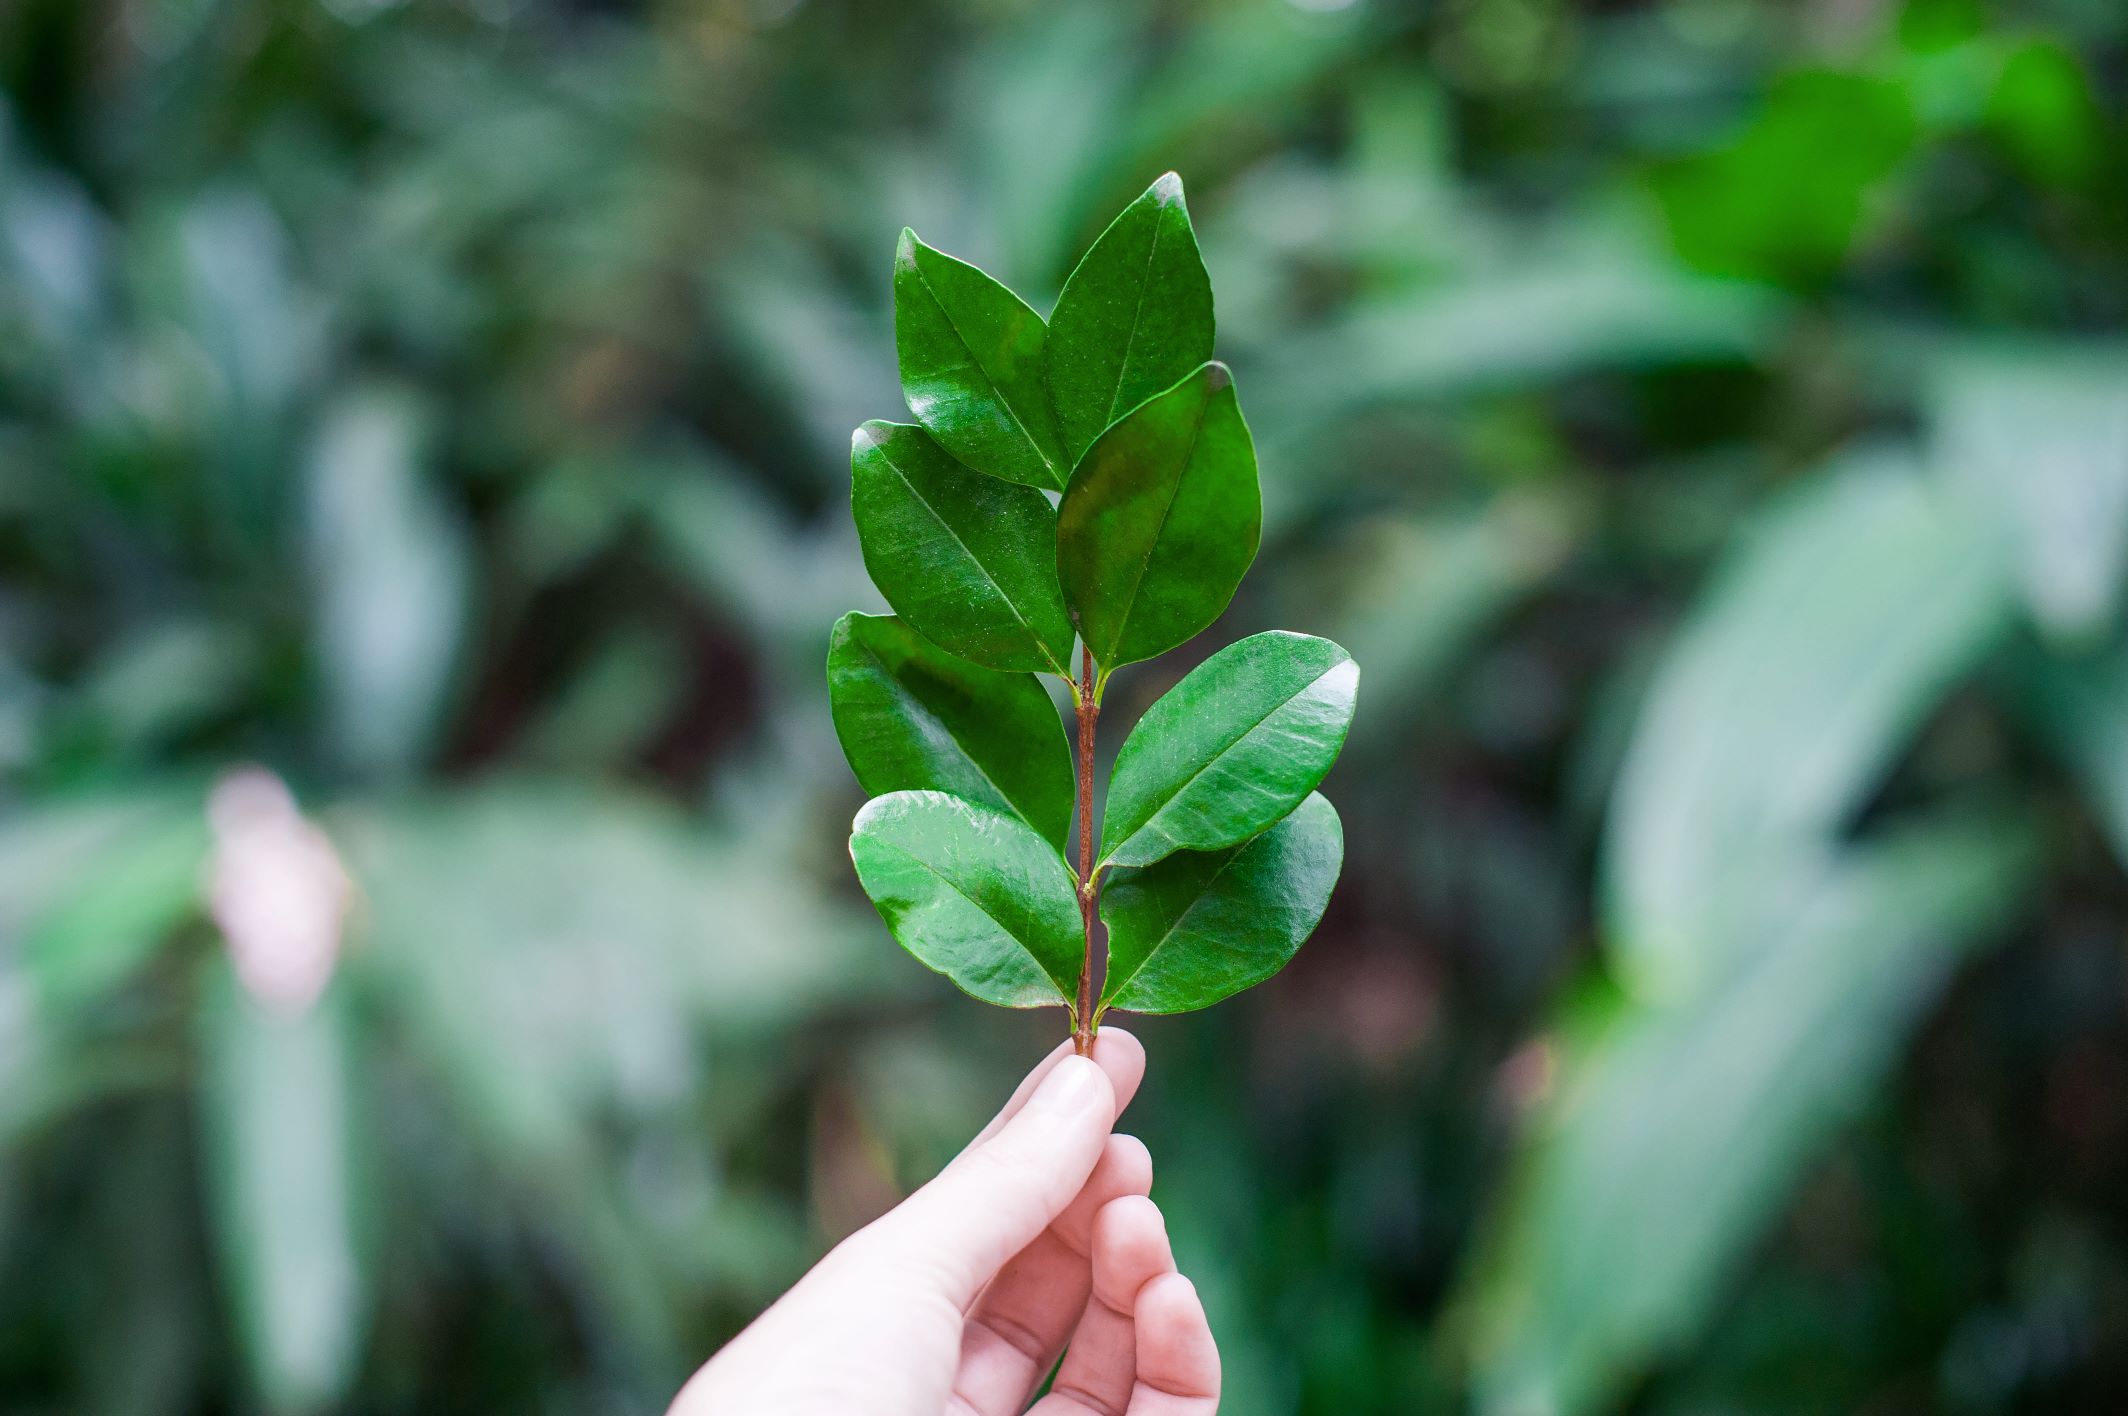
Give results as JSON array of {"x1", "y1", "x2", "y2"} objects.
[
  {"x1": 1151, "y1": 171, "x2": 1185, "y2": 205},
  {"x1": 1202, "y1": 360, "x2": 1233, "y2": 393},
  {"x1": 896, "y1": 227, "x2": 920, "y2": 268}
]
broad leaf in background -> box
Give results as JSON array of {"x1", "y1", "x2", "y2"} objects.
[
  {"x1": 1057, "y1": 361, "x2": 1261, "y2": 674},
  {"x1": 848, "y1": 790, "x2": 1083, "y2": 1009},
  {"x1": 851, "y1": 421, "x2": 1075, "y2": 676},
  {"x1": 4, "y1": 790, "x2": 207, "y2": 1019},
  {"x1": 1931, "y1": 342, "x2": 2128, "y2": 645},
  {"x1": 1604, "y1": 453, "x2": 2010, "y2": 1001},
  {"x1": 306, "y1": 386, "x2": 470, "y2": 781},
  {"x1": 1100, "y1": 792, "x2": 1341, "y2": 1014},
  {"x1": 2006, "y1": 643, "x2": 2128, "y2": 868},
  {"x1": 1046, "y1": 171, "x2": 1215, "y2": 465},
  {"x1": 200, "y1": 965, "x2": 368, "y2": 1416},
  {"x1": 1101, "y1": 632, "x2": 1357, "y2": 869},
  {"x1": 1464, "y1": 808, "x2": 2038, "y2": 1415},
  {"x1": 894, "y1": 230, "x2": 1067, "y2": 489},
  {"x1": 828, "y1": 612, "x2": 1074, "y2": 852},
  {"x1": 339, "y1": 783, "x2": 878, "y2": 1369}
]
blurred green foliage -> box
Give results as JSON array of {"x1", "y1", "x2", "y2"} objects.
[{"x1": 3, "y1": 0, "x2": 2127, "y2": 1412}]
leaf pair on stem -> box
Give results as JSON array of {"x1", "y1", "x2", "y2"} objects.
[{"x1": 829, "y1": 173, "x2": 1358, "y2": 1050}]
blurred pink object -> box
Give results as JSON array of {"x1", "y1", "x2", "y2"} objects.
[{"x1": 207, "y1": 767, "x2": 351, "y2": 1017}]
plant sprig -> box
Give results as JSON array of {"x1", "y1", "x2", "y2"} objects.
[{"x1": 830, "y1": 174, "x2": 1358, "y2": 1053}]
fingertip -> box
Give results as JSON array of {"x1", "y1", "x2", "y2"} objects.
[
  {"x1": 1090, "y1": 1194, "x2": 1175, "y2": 1309},
  {"x1": 1104, "y1": 1133, "x2": 1153, "y2": 1196},
  {"x1": 1134, "y1": 1272, "x2": 1221, "y2": 1400},
  {"x1": 1086, "y1": 1027, "x2": 1147, "y2": 1118}
]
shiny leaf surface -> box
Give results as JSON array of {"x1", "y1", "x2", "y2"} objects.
[
  {"x1": 894, "y1": 230, "x2": 1066, "y2": 489},
  {"x1": 828, "y1": 612, "x2": 1073, "y2": 852},
  {"x1": 1100, "y1": 631, "x2": 1356, "y2": 869},
  {"x1": 1057, "y1": 361, "x2": 1261, "y2": 672},
  {"x1": 1046, "y1": 172, "x2": 1215, "y2": 466},
  {"x1": 848, "y1": 790, "x2": 1081, "y2": 1009},
  {"x1": 851, "y1": 420, "x2": 1074, "y2": 675},
  {"x1": 1099, "y1": 791, "x2": 1341, "y2": 1014}
]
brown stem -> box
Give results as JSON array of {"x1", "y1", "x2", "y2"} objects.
[{"x1": 1072, "y1": 647, "x2": 1101, "y2": 1055}]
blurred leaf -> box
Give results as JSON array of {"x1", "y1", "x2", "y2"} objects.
[
  {"x1": 894, "y1": 230, "x2": 1066, "y2": 489},
  {"x1": 2007, "y1": 643, "x2": 2128, "y2": 868},
  {"x1": 1047, "y1": 172, "x2": 1215, "y2": 465},
  {"x1": 1466, "y1": 807, "x2": 2038, "y2": 1414},
  {"x1": 199, "y1": 966, "x2": 368, "y2": 1416},
  {"x1": 337, "y1": 782, "x2": 882, "y2": 1368},
  {"x1": 305, "y1": 386, "x2": 470, "y2": 780},
  {"x1": 1606, "y1": 452, "x2": 2011, "y2": 1001},
  {"x1": 1285, "y1": 497, "x2": 1579, "y2": 748},
  {"x1": 848, "y1": 790, "x2": 1081, "y2": 1010},
  {"x1": 1100, "y1": 791, "x2": 1341, "y2": 1015},
  {"x1": 851, "y1": 421, "x2": 1075, "y2": 676},
  {"x1": 1653, "y1": 69, "x2": 1917, "y2": 284},
  {"x1": 1932, "y1": 342, "x2": 2128, "y2": 645},
  {"x1": 828, "y1": 613, "x2": 1074, "y2": 852},
  {"x1": 1252, "y1": 245, "x2": 1783, "y2": 448},
  {"x1": 0, "y1": 789, "x2": 207, "y2": 1019},
  {"x1": 1058, "y1": 362, "x2": 1260, "y2": 672},
  {"x1": 1100, "y1": 632, "x2": 1356, "y2": 870}
]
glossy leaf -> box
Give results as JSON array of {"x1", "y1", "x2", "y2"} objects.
[
  {"x1": 894, "y1": 229, "x2": 1067, "y2": 489},
  {"x1": 827, "y1": 612, "x2": 1074, "y2": 851},
  {"x1": 1057, "y1": 361, "x2": 1261, "y2": 672},
  {"x1": 1100, "y1": 632, "x2": 1356, "y2": 869},
  {"x1": 1100, "y1": 792, "x2": 1341, "y2": 1014},
  {"x1": 851, "y1": 421, "x2": 1075, "y2": 675},
  {"x1": 1047, "y1": 172, "x2": 1215, "y2": 466},
  {"x1": 848, "y1": 790, "x2": 1082, "y2": 1009}
]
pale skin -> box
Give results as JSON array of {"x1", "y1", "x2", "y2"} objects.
[{"x1": 669, "y1": 1029, "x2": 1220, "y2": 1415}]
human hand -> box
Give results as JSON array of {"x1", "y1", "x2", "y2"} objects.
[{"x1": 669, "y1": 1030, "x2": 1219, "y2": 1415}]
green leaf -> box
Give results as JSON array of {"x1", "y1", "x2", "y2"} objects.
[
  {"x1": 1100, "y1": 632, "x2": 1356, "y2": 869},
  {"x1": 828, "y1": 612, "x2": 1074, "y2": 852},
  {"x1": 201, "y1": 966, "x2": 369, "y2": 1416},
  {"x1": 1100, "y1": 792, "x2": 1341, "y2": 1015},
  {"x1": 1462, "y1": 807, "x2": 2038, "y2": 1414},
  {"x1": 848, "y1": 790, "x2": 1082, "y2": 1010},
  {"x1": 1047, "y1": 172, "x2": 1215, "y2": 466},
  {"x1": 1931, "y1": 341, "x2": 2128, "y2": 645},
  {"x1": 894, "y1": 229, "x2": 1067, "y2": 489},
  {"x1": 1057, "y1": 361, "x2": 1261, "y2": 672},
  {"x1": 1605, "y1": 452, "x2": 2010, "y2": 1003},
  {"x1": 851, "y1": 421, "x2": 1075, "y2": 675}
]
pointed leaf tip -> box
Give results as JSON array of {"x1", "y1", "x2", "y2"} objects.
[
  {"x1": 1153, "y1": 171, "x2": 1185, "y2": 203},
  {"x1": 1202, "y1": 360, "x2": 1232, "y2": 392}
]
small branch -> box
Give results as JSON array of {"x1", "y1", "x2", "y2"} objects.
[{"x1": 1072, "y1": 646, "x2": 1101, "y2": 1055}]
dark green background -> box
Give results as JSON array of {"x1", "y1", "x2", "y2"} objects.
[{"x1": 3, "y1": 0, "x2": 2126, "y2": 1412}]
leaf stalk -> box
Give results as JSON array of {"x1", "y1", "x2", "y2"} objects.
[{"x1": 1072, "y1": 644, "x2": 1101, "y2": 1054}]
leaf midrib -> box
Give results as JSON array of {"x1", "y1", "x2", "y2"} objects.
[
  {"x1": 1100, "y1": 208, "x2": 1166, "y2": 430},
  {"x1": 913, "y1": 258, "x2": 1060, "y2": 485},
  {"x1": 860, "y1": 639, "x2": 1041, "y2": 837},
  {"x1": 871, "y1": 832, "x2": 1071, "y2": 998},
  {"x1": 1101, "y1": 841, "x2": 1252, "y2": 1007},
  {"x1": 879, "y1": 447, "x2": 1068, "y2": 677},
  {"x1": 1103, "y1": 656, "x2": 1340, "y2": 864},
  {"x1": 1100, "y1": 383, "x2": 1215, "y2": 665}
]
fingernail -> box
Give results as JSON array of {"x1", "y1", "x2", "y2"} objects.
[{"x1": 1029, "y1": 1056, "x2": 1105, "y2": 1118}]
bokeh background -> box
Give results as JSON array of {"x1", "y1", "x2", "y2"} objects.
[{"x1": 4, "y1": 0, "x2": 2128, "y2": 1411}]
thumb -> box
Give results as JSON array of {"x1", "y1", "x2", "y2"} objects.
[{"x1": 863, "y1": 1054, "x2": 1116, "y2": 1307}]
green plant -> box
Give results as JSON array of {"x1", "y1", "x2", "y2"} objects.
[{"x1": 828, "y1": 174, "x2": 1359, "y2": 1054}]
